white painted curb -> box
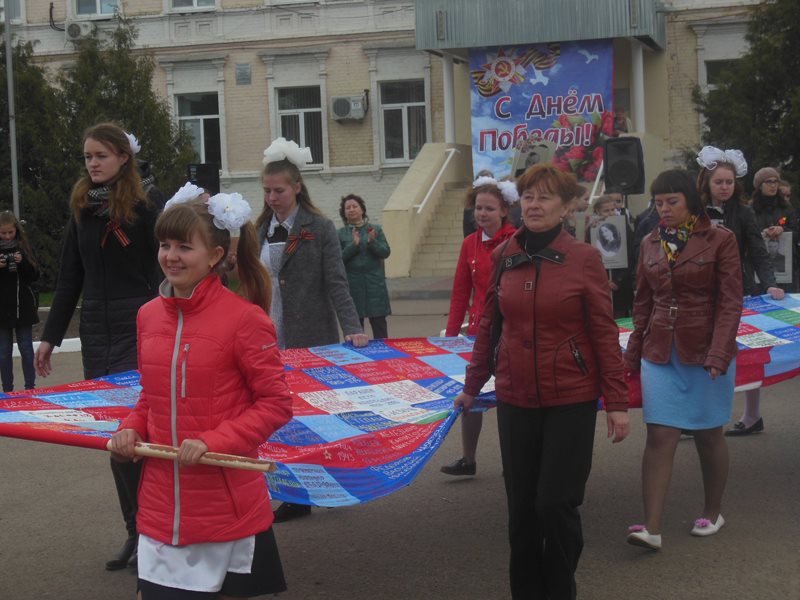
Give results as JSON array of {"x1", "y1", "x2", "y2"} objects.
[{"x1": 12, "y1": 338, "x2": 82, "y2": 357}]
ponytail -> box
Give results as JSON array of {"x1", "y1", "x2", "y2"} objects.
[{"x1": 235, "y1": 222, "x2": 272, "y2": 315}]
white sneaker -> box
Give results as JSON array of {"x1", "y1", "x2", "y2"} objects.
[
  {"x1": 627, "y1": 525, "x2": 662, "y2": 550},
  {"x1": 691, "y1": 514, "x2": 725, "y2": 537}
]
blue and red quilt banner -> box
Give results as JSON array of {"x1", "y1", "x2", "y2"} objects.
[
  {"x1": 469, "y1": 40, "x2": 614, "y2": 182},
  {"x1": 2, "y1": 295, "x2": 800, "y2": 507},
  {"x1": 0, "y1": 337, "x2": 496, "y2": 507}
]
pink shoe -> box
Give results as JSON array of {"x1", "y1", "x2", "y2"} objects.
[
  {"x1": 627, "y1": 524, "x2": 662, "y2": 550},
  {"x1": 691, "y1": 514, "x2": 725, "y2": 537}
]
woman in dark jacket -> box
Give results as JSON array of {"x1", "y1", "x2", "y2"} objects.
[
  {"x1": 697, "y1": 148, "x2": 784, "y2": 299},
  {"x1": 0, "y1": 211, "x2": 39, "y2": 392},
  {"x1": 625, "y1": 169, "x2": 742, "y2": 551},
  {"x1": 35, "y1": 123, "x2": 160, "y2": 571},
  {"x1": 725, "y1": 166, "x2": 793, "y2": 438},
  {"x1": 453, "y1": 165, "x2": 629, "y2": 600},
  {"x1": 337, "y1": 194, "x2": 391, "y2": 339}
]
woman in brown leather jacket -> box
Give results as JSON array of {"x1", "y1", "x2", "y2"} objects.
[
  {"x1": 453, "y1": 164, "x2": 629, "y2": 600},
  {"x1": 625, "y1": 169, "x2": 743, "y2": 551}
]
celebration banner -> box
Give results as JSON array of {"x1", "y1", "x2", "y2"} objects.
[
  {"x1": 3, "y1": 295, "x2": 800, "y2": 506},
  {"x1": 469, "y1": 39, "x2": 614, "y2": 181}
]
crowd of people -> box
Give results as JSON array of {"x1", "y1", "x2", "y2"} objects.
[{"x1": 5, "y1": 120, "x2": 794, "y2": 599}]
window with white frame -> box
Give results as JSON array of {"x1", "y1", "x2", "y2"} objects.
[
  {"x1": 75, "y1": 0, "x2": 117, "y2": 16},
  {"x1": 704, "y1": 59, "x2": 740, "y2": 88},
  {"x1": 379, "y1": 80, "x2": 426, "y2": 162},
  {"x1": 171, "y1": 0, "x2": 215, "y2": 8},
  {"x1": 177, "y1": 93, "x2": 222, "y2": 166},
  {"x1": 277, "y1": 86, "x2": 323, "y2": 165}
]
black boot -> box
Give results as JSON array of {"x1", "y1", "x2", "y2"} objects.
[{"x1": 105, "y1": 535, "x2": 137, "y2": 571}]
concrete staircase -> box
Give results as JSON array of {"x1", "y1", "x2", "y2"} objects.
[{"x1": 410, "y1": 182, "x2": 469, "y2": 278}]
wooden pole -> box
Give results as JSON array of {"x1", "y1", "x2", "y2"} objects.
[{"x1": 106, "y1": 441, "x2": 276, "y2": 473}]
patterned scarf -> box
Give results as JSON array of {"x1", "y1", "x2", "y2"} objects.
[
  {"x1": 658, "y1": 214, "x2": 698, "y2": 264},
  {"x1": 87, "y1": 175, "x2": 155, "y2": 248}
]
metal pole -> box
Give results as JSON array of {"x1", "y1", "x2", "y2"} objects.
[{"x1": 3, "y1": 9, "x2": 20, "y2": 217}]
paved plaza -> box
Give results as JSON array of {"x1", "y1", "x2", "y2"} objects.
[{"x1": 1, "y1": 299, "x2": 798, "y2": 599}]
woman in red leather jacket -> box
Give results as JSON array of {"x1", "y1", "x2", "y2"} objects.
[
  {"x1": 110, "y1": 192, "x2": 293, "y2": 599},
  {"x1": 440, "y1": 176, "x2": 518, "y2": 477},
  {"x1": 625, "y1": 169, "x2": 742, "y2": 551},
  {"x1": 453, "y1": 165, "x2": 629, "y2": 600}
]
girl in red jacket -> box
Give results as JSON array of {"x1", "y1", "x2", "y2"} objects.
[
  {"x1": 110, "y1": 187, "x2": 293, "y2": 599},
  {"x1": 440, "y1": 176, "x2": 518, "y2": 477}
]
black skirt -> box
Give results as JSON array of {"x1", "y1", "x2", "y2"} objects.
[{"x1": 138, "y1": 528, "x2": 286, "y2": 599}]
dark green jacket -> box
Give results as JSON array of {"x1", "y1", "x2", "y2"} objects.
[{"x1": 338, "y1": 223, "x2": 391, "y2": 318}]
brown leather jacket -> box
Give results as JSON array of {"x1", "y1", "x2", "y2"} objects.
[
  {"x1": 624, "y1": 214, "x2": 742, "y2": 373},
  {"x1": 463, "y1": 228, "x2": 628, "y2": 411}
]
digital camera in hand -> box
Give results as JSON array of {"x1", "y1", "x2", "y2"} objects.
[{"x1": 0, "y1": 245, "x2": 19, "y2": 273}]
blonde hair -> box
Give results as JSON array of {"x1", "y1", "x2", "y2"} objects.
[
  {"x1": 156, "y1": 201, "x2": 272, "y2": 315},
  {"x1": 71, "y1": 122, "x2": 145, "y2": 223}
]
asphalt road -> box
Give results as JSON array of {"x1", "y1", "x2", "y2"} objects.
[{"x1": 1, "y1": 299, "x2": 798, "y2": 599}]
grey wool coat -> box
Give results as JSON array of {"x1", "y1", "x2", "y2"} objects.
[{"x1": 258, "y1": 206, "x2": 363, "y2": 349}]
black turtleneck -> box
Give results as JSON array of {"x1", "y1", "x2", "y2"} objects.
[{"x1": 523, "y1": 223, "x2": 562, "y2": 257}]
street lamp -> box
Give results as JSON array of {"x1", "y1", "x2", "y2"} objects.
[{"x1": 2, "y1": 3, "x2": 20, "y2": 217}]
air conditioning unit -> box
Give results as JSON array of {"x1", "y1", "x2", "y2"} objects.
[
  {"x1": 65, "y1": 21, "x2": 96, "y2": 42},
  {"x1": 330, "y1": 95, "x2": 366, "y2": 121}
]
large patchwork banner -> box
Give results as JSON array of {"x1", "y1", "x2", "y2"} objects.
[
  {"x1": 2, "y1": 294, "x2": 800, "y2": 506},
  {"x1": 469, "y1": 40, "x2": 614, "y2": 182}
]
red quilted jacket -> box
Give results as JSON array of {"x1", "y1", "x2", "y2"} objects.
[
  {"x1": 121, "y1": 275, "x2": 293, "y2": 546},
  {"x1": 446, "y1": 223, "x2": 517, "y2": 336}
]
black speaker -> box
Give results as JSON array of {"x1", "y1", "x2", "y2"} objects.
[
  {"x1": 604, "y1": 137, "x2": 644, "y2": 194},
  {"x1": 187, "y1": 163, "x2": 220, "y2": 195}
]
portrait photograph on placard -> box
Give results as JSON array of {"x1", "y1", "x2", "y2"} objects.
[
  {"x1": 589, "y1": 214, "x2": 628, "y2": 270},
  {"x1": 764, "y1": 231, "x2": 793, "y2": 284}
]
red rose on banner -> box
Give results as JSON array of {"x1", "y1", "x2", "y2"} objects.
[
  {"x1": 601, "y1": 111, "x2": 615, "y2": 137},
  {"x1": 549, "y1": 110, "x2": 614, "y2": 183}
]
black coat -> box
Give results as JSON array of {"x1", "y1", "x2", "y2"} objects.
[
  {"x1": 42, "y1": 197, "x2": 160, "y2": 378},
  {"x1": 719, "y1": 202, "x2": 778, "y2": 295},
  {"x1": 750, "y1": 194, "x2": 798, "y2": 292},
  {"x1": 0, "y1": 253, "x2": 39, "y2": 329}
]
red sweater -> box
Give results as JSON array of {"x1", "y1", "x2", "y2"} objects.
[
  {"x1": 121, "y1": 275, "x2": 293, "y2": 546},
  {"x1": 446, "y1": 223, "x2": 517, "y2": 336}
]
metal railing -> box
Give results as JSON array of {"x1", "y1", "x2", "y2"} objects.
[{"x1": 413, "y1": 147, "x2": 460, "y2": 215}]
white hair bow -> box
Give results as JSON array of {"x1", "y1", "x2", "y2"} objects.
[
  {"x1": 164, "y1": 182, "x2": 204, "y2": 210},
  {"x1": 207, "y1": 192, "x2": 252, "y2": 232},
  {"x1": 125, "y1": 132, "x2": 141, "y2": 155},
  {"x1": 696, "y1": 146, "x2": 747, "y2": 178},
  {"x1": 472, "y1": 176, "x2": 519, "y2": 205},
  {"x1": 262, "y1": 137, "x2": 313, "y2": 169}
]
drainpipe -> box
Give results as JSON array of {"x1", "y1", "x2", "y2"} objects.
[
  {"x1": 443, "y1": 54, "x2": 455, "y2": 144},
  {"x1": 631, "y1": 40, "x2": 645, "y2": 133}
]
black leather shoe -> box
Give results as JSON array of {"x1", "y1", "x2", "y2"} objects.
[
  {"x1": 725, "y1": 418, "x2": 764, "y2": 437},
  {"x1": 440, "y1": 458, "x2": 476, "y2": 476},
  {"x1": 273, "y1": 502, "x2": 312, "y2": 523},
  {"x1": 105, "y1": 535, "x2": 137, "y2": 571}
]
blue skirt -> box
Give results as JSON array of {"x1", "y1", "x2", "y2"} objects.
[{"x1": 641, "y1": 345, "x2": 735, "y2": 430}]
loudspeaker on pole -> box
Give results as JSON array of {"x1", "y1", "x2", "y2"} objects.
[{"x1": 603, "y1": 137, "x2": 645, "y2": 194}]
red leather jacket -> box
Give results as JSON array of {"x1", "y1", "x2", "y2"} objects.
[
  {"x1": 121, "y1": 275, "x2": 293, "y2": 546},
  {"x1": 446, "y1": 223, "x2": 517, "y2": 336},
  {"x1": 463, "y1": 228, "x2": 628, "y2": 411},
  {"x1": 625, "y1": 214, "x2": 742, "y2": 373}
]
